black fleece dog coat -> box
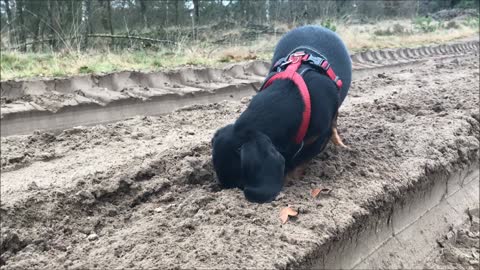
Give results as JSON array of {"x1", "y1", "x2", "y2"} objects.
[{"x1": 211, "y1": 25, "x2": 352, "y2": 203}]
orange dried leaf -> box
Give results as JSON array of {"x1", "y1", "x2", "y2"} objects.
[
  {"x1": 279, "y1": 206, "x2": 298, "y2": 224},
  {"x1": 311, "y1": 188, "x2": 332, "y2": 198},
  {"x1": 311, "y1": 188, "x2": 321, "y2": 198}
]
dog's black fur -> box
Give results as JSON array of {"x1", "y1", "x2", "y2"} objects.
[{"x1": 211, "y1": 26, "x2": 352, "y2": 203}]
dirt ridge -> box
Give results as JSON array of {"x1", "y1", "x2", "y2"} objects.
[
  {"x1": 1, "y1": 40, "x2": 478, "y2": 137},
  {"x1": 1, "y1": 40, "x2": 478, "y2": 113}
]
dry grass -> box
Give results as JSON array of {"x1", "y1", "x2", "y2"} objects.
[
  {"x1": 337, "y1": 19, "x2": 478, "y2": 51},
  {"x1": 1, "y1": 18, "x2": 478, "y2": 81}
]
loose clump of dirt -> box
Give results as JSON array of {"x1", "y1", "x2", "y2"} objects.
[
  {"x1": 424, "y1": 208, "x2": 480, "y2": 270},
  {"x1": 0, "y1": 52, "x2": 479, "y2": 269}
]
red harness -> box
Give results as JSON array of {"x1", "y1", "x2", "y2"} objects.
[{"x1": 259, "y1": 51, "x2": 343, "y2": 144}]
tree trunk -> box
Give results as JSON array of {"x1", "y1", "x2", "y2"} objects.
[
  {"x1": 3, "y1": 0, "x2": 14, "y2": 46},
  {"x1": 265, "y1": 0, "x2": 270, "y2": 23},
  {"x1": 39, "y1": 20, "x2": 46, "y2": 51},
  {"x1": 449, "y1": 0, "x2": 461, "y2": 8},
  {"x1": 165, "y1": 0, "x2": 169, "y2": 26},
  {"x1": 106, "y1": 0, "x2": 114, "y2": 47},
  {"x1": 83, "y1": 0, "x2": 93, "y2": 49},
  {"x1": 48, "y1": 0, "x2": 58, "y2": 49},
  {"x1": 336, "y1": 0, "x2": 348, "y2": 17},
  {"x1": 193, "y1": 0, "x2": 199, "y2": 24},
  {"x1": 32, "y1": 17, "x2": 42, "y2": 52},
  {"x1": 139, "y1": 0, "x2": 148, "y2": 29},
  {"x1": 175, "y1": 0, "x2": 179, "y2": 25},
  {"x1": 239, "y1": 0, "x2": 246, "y2": 22},
  {"x1": 17, "y1": 0, "x2": 27, "y2": 51}
]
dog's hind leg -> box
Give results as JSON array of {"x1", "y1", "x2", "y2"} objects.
[{"x1": 331, "y1": 112, "x2": 348, "y2": 148}]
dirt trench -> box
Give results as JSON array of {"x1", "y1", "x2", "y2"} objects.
[{"x1": 0, "y1": 43, "x2": 479, "y2": 269}]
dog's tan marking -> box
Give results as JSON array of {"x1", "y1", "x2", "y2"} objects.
[
  {"x1": 331, "y1": 111, "x2": 348, "y2": 148},
  {"x1": 285, "y1": 164, "x2": 306, "y2": 183},
  {"x1": 304, "y1": 135, "x2": 319, "y2": 146},
  {"x1": 331, "y1": 127, "x2": 348, "y2": 148}
]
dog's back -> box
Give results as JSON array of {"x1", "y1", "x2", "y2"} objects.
[{"x1": 272, "y1": 25, "x2": 352, "y2": 105}]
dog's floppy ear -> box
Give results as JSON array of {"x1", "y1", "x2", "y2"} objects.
[
  {"x1": 211, "y1": 124, "x2": 243, "y2": 189},
  {"x1": 240, "y1": 131, "x2": 285, "y2": 203}
]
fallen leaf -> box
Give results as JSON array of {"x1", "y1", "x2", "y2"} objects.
[
  {"x1": 279, "y1": 206, "x2": 298, "y2": 224},
  {"x1": 311, "y1": 188, "x2": 332, "y2": 198},
  {"x1": 311, "y1": 188, "x2": 321, "y2": 198}
]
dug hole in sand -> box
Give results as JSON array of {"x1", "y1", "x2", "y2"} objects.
[{"x1": 0, "y1": 42, "x2": 479, "y2": 269}]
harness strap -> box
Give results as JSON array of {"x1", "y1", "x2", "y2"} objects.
[
  {"x1": 259, "y1": 50, "x2": 343, "y2": 145},
  {"x1": 272, "y1": 53, "x2": 343, "y2": 90},
  {"x1": 261, "y1": 53, "x2": 311, "y2": 145}
]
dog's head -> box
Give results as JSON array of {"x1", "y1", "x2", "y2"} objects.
[{"x1": 212, "y1": 125, "x2": 285, "y2": 203}]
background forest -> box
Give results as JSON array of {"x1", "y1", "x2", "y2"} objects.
[{"x1": 1, "y1": 0, "x2": 478, "y2": 79}]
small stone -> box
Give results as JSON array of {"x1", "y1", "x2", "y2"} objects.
[
  {"x1": 107, "y1": 209, "x2": 118, "y2": 217},
  {"x1": 27, "y1": 181, "x2": 39, "y2": 190},
  {"x1": 8, "y1": 154, "x2": 25, "y2": 163},
  {"x1": 87, "y1": 233, "x2": 98, "y2": 241},
  {"x1": 131, "y1": 132, "x2": 144, "y2": 139},
  {"x1": 240, "y1": 97, "x2": 251, "y2": 104},
  {"x1": 76, "y1": 190, "x2": 96, "y2": 205},
  {"x1": 275, "y1": 192, "x2": 285, "y2": 201},
  {"x1": 154, "y1": 207, "x2": 163, "y2": 213},
  {"x1": 377, "y1": 73, "x2": 387, "y2": 78},
  {"x1": 446, "y1": 230, "x2": 456, "y2": 240}
]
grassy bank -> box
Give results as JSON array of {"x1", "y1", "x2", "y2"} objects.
[{"x1": 1, "y1": 17, "x2": 478, "y2": 81}]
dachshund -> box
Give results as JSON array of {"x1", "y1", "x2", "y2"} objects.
[{"x1": 211, "y1": 25, "x2": 352, "y2": 203}]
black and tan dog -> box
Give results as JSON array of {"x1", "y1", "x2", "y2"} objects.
[{"x1": 211, "y1": 25, "x2": 352, "y2": 203}]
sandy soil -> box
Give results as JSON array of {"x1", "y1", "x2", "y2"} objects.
[{"x1": 1, "y1": 50, "x2": 479, "y2": 269}]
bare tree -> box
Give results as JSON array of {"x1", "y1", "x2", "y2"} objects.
[
  {"x1": 3, "y1": 0, "x2": 14, "y2": 45},
  {"x1": 193, "y1": 0, "x2": 199, "y2": 23},
  {"x1": 106, "y1": 1, "x2": 113, "y2": 32},
  {"x1": 99, "y1": 0, "x2": 114, "y2": 46},
  {"x1": 139, "y1": 0, "x2": 148, "y2": 29},
  {"x1": 175, "y1": 0, "x2": 180, "y2": 25},
  {"x1": 47, "y1": 0, "x2": 62, "y2": 49},
  {"x1": 83, "y1": 0, "x2": 93, "y2": 49},
  {"x1": 16, "y1": 0, "x2": 27, "y2": 51},
  {"x1": 4, "y1": 0, "x2": 474, "y2": 52},
  {"x1": 32, "y1": 16, "x2": 42, "y2": 51}
]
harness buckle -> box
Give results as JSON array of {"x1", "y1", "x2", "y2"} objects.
[
  {"x1": 306, "y1": 55, "x2": 324, "y2": 67},
  {"x1": 277, "y1": 60, "x2": 292, "y2": 71},
  {"x1": 321, "y1": 60, "x2": 330, "y2": 70},
  {"x1": 288, "y1": 51, "x2": 307, "y2": 64},
  {"x1": 291, "y1": 51, "x2": 306, "y2": 57}
]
